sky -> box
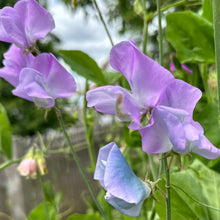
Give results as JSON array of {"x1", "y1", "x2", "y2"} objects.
[{"x1": 47, "y1": 0, "x2": 126, "y2": 66}]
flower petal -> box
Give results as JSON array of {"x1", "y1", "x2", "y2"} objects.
[
  {"x1": 140, "y1": 108, "x2": 173, "y2": 154},
  {"x1": 30, "y1": 53, "x2": 76, "y2": 98},
  {"x1": 159, "y1": 79, "x2": 202, "y2": 117},
  {"x1": 13, "y1": 68, "x2": 54, "y2": 108},
  {"x1": 25, "y1": 0, "x2": 55, "y2": 42},
  {"x1": 1, "y1": 5, "x2": 28, "y2": 47},
  {"x1": 86, "y1": 86, "x2": 140, "y2": 127},
  {"x1": 0, "y1": 44, "x2": 34, "y2": 86},
  {"x1": 104, "y1": 144, "x2": 151, "y2": 204},
  {"x1": 110, "y1": 41, "x2": 174, "y2": 107},
  {"x1": 184, "y1": 123, "x2": 220, "y2": 159},
  {"x1": 105, "y1": 192, "x2": 145, "y2": 217},
  {"x1": 1, "y1": 0, "x2": 54, "y2": 48},
  {"x1": 0, "y1": 9, "x2": 12, "y2": 43},
  {"x1": 94, "y1": 142, "x2": 115, "y2": 186}
]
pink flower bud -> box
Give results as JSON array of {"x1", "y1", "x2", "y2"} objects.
[{"x1": 17, "y1": 158, "x2": 37, "y2": 179}]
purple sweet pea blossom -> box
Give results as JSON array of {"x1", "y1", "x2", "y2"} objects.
[
  {"x1": 87, "y1": 41, "x2": 174, "y2": 130},
  {"x1": 0, "y1": 0, "x2": 55, "y2": 49},
  {"x1": 12, "y1": 53, "x2": 76, "y2": 108},
  {"x1": 87, "y1": 41, "x2": 220, "y2": 159},
  {"x1": 0, "y1": 44, "x2": 34, "y2": 87},
  {"x1": 140, "y1": 79, "x2": 220, "y2": 159},
  {"x1": 94, "y1": 142, "x2": 151, "y2": 217}
]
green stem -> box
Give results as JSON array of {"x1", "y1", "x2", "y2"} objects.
[
  {"x1": 54, "y1": 107, "x2": 108, "y2": 220},
  {"x1": 213, "y1": 0, "x2": 220, "y2": 115},
  {"x1": 164, "y1": 158, "x2": 171, "y2": 220},
  {"x1": 142, "y1": 0, "x2": 148, "y2": 54},
  {"x1": 150, "y1": 0, "x2": 200, "y2": 20},
  {"x1": 83, "y1": 80, "x2": 96, "y2": 170},
  {"x1": 92, "y1": 0, "x2": 114, "y2": 47},
  {"x1": 0, "y1": 159, "x2": 21, "y2": 171},
  {"x1": 157, "y1": 0, "x2": 163, "y2": 66},
  {"x1": 148, "y1": 155, "x2": 157, "y2": 181},
  {"x1": 38, "y1": 172, "x2": 50, "y2": 220},
  {"x1": 200, "y1": 64, "x2": 211, "y2": 101}
]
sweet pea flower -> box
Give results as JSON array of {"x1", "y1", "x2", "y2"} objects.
[
  {"x1": 87, "y1": 41, "x2": 174, "y2": 130},
  {"x1": 139, "y1": 79, "x2": 220, "y2": 159},
  {"x1": 87, "y1": 41, "x2": 220, "y2": 159},
  {"x1": 17, "y1": 158, "x2": 37, "y2": 179},
  {"x1": 12, "y1": 53, "x2": 76, "y2": 108},
  {"x1": 0, "y1": 44, "x2": 34, "y2": 87},
  {"x1": 94, "y1": 142, "x2": 151, "y2": 217},
  {"x1": 0, "y1": 0, "x2": 55, "y2": 49}
]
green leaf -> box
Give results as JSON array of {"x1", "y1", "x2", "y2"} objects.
[
  {"x1": 102, "y1": 71, "x2": 121, "y2": 85},
  {"x1": 134, "y1": 0, "x2": 144, "y2": 16},
  {"x1": 59, "y1": 50, "x2": 107, "y2": 85},
  {"x1": 166, "y1": 11, "x2": 215, "y2": 63},
  {"x1": 194, "y1": 102, "x2": 220, "y2": 147},
  {"x1": 155, "y1": 159, "x2": 220, "y2": 220},
  {"x1": 202, "y1": 0, "x2": 213, "y2": 23},
  {"x1": 123, "y1": 126, "x2": 142, "y2": 148},
  {"x1": 0, "y1": 103, "x2": 12, "y2": 159},
  {"x1": 28, "y1": 202, "x2": 56, "y2": 220},
  {"x1": 68, "y1": 214, "x2": 103, "y2": 220}
]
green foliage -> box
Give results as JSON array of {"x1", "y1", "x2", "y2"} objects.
[
  {"x1": 155, "y1": 159, "x2": 220, "y2": 220},
  {"x1": 28, "y1": 202, "x2": 56, "y2": 220},
  {"x1": 166, "y1": 11, "x2": 215, "y2": 63},
  {"x1": 0, "y1": 103, "x2": 12, "y2": 159},
  {"x1": 68, "y1": 213, "x2": 103, "y2": 220},
  {"x1": 194, "y1": 101, "x2": 220, "y2": 147},
  {"x1": 202, "y1": 0, "x2": 213, "y2": 23},
  {"x1": 59, "y1": 50, "x2": 107, "y2": 85},
  {"x1": 123, "y1": 126, "x2": 142, "y2": 148}
]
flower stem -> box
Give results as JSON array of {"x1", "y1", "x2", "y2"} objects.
[
  {"x1": 142, "y1": 0, "x2": 148, "y2": 54},
  {"x1": 0, "y1": 159, "x2": 21, "y2": 171},
  {"x1": 54, "y1": 107, "x2": 108, "y2": 220},
  {"x1": 164, "y1": 158, "x2": 171, "y2": 220},
  {"x1": 38, "y1": 172, "x2": 50, "y2": 220},
  {"x1": 92, "y1": 0, "x2": 114, "y2": 47},
  {"x1": 150, "y1": 0, "x2": 200, "y2": 20},
  {"x1": 213, "y1": 0, "x2": 220, "y2": 116},
  {"x1": 157, "y1": 0, "x2": 163, "y2": 66},
  {"x1": 83, "y1": 80, "x2": 96, "y2": 170}
]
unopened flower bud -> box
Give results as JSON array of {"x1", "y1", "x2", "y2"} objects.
[
  {"x1": 36, "y1": 156, "x2": 47, "y2": 175},
  {"x1": 17, "y1": 158, "x2": 37, "y2": 179}
]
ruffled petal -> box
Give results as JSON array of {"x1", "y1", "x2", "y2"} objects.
[
  {"x1": 139, "y1": 108, "x2": 173, "y2": 154},
  {"x1": 94, "y1": 142, "x2": 115, "y2": 186},
  {"x1": 184, "y1": 123, "x2": 220, "y2": 159},
  {"x1": 155, "y1": 106, "x2": 188, "y2": 152},
  {"x1": 0, "y1": 44, "x2": 34, "y2": 86},
  {"x1": 104, "y1": 144, "x2": 151, "y2": 204},
  {"x1": 86, "y1": 86, "x2": 140, "y2": 127},
  {"x1": 1, "y1": 0, "x2": 54, "y2": 48},
  {"x1": 87, "y1": 86, "x2": 127, "y2": 114},
  {"x1": 25, "y1": 0, "x2": 55, "y2": 42},
  {"x1": 0, "y1": 9, "x2": 12, "y2": 43},
  {"x1": 110, "y1": 41, "x2": 174, "y2": 107},
  {"x1": 105, "y1": 192, "x2": 145, "y2": 217},
  {"x1": 13, "y1": 68, "x2": 54, "y2": 108},
  {"x1": 30, "y1": 53, "x2": 76, "y2": 98},
  {"x1": 159, "y1": 79, "x2": 202, "y2": 117},
  {"x1": 1, "y1": 3, "x2": 28, "y2": 48}
]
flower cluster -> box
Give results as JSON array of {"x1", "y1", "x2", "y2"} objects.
[
  {"x1": 87, "y1": 40, "x2": 220, "y2": 159},
  {"x1": 0, "y1": 0, "x2": 76, "y2": 108}
]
